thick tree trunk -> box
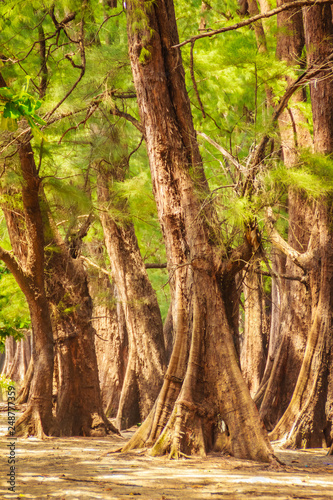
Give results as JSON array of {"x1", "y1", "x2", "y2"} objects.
[
  {"x1": 97, "y1": 167, "x2": 166, "y2": 430},
  {"x1": 1, "y1": 141, "x2": 113, "y2": 436},
  {"x1": 45, "y1": 237, "x2": 116, "y2": 436},
  {"x1": 16, "y1": 297, "x2": 54, "y2": 437},
  {"x1": 6, "y1": 141, "x2": 55, "y2": 438},
  {"x1": 270, "y1": 6, "x2": 333, "y2": 448},
  {"x1": 122, "y1": 0, "x2": 274, "y2": 462}
]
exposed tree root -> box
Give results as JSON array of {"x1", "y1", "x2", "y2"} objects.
[{"x1": 15, "y1": 405, "x2": 53, "y2": 439}]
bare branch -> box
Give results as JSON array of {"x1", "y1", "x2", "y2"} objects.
[
  {"x1": 256, "y1": 269, "x2": 308, "y2": 286},
  {"x1": 190, "y1": 42, "x2": 206, "y2": 119},
  {"x1": 197, "y1": 131, "x2": 242, "y2": 171},
  {"x1": 58, "y1": 103, "x2": 100, "y2": 143},
  {"x1": 44, "y1": 14, "x2": 85, "y2": 121},
  {"x1": 145, "y1": 263, "x2": 167, "y2": 269},
  {"x1": 80, "y1": 255, "x2": 112, "y2": 277},
  {"x1": 265, "y1": 207, "x2": 316, "y2": 271},
  {"x1": 0, "y1": 247, "x2": 27, "y2": 290},
  {"x1": 111, "y1": 106, "x2": 144, "y2": 133}
]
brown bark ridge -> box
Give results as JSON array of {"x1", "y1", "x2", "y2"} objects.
[
  {"x1": 240, "y1": 261, "x2": 267, "y2": 396},
  {"x1": 122, "y1": 0, "x2": 274, "y2": 462},
  {"x1": 270, "y1": 7, "x2": 333, "y2": 448},
  {"x1": 97, "y1": 164, "x2": 166, "y2": 430}
]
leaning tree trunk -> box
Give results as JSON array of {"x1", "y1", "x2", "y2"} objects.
[
  {"x1": 270, "y1": 5, "x2": 333, "y2": 448},
  {"x1": 97, "y1": 166, "x2": 166, "y2": 430},
  {"x1": 122, "y1": 0, "x2": 274, "y2": 462}
]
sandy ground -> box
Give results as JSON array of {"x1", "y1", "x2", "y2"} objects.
[{"x1": 1, "y1": 405, "x2": 333, "y2": 499}]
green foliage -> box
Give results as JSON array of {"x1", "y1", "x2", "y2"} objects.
[
  {"x1": 0, "y1": 82, "x2": 46, "y2": 135},
  {"x1": 266, "y1": 152, "x2": 333, "y2": 200},
  {"x1": 0, "y1": 263, "x2": 30, "y2": 352},
  {"x1": 139, "y1": 46, "x2": 152, "y2": 64},
  {"x1": 0, "y1": 374, "x2": 15, "y2": 391}
]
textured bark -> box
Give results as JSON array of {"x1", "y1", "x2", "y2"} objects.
[
  {"x1": 240, "y1": 262, "x2": 267, "y2": 396},
  {"x1": 90, "y1": 265, "x2": 128, "y2": 419},
  {"x1": 4, "y1": 140, "x2": 55, "y2": 438},
  {"x1": 163, "y1": 304, "x2": 174, "y2": 362},
  {"x1": 6, "y1": 333, "x2": 31, "y2": 384},
  {"x1": 44, "y1": 231, "x2": 116, "y2": 437},
  {"x1": 1, "y1": 336, "x2": 16, "y2": 378},
  {"x1": 0, "y1": 73, "x2": 53, "y2": 436},
  {"x1": 16, "y1": 357, "x2": 33, "y2": 404},
  {"x1": 122, "y1": 0, "x2": 274, "y2": 462},
  {"x1": 270, "y1": 7, "x2": 333, "y2": 448},
  {"x1": 1, "y1": 141, "x2": 113, "y2": 436},
  {"x1": 97, "y1": 166, "x2": 166, "y2": 430}
]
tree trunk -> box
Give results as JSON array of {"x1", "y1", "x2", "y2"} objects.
[
  {"x1": 1, "y1": 336, "x2": 16, "y2": 378},
  {"x1": 270, "y1": 6, "x2": 333, "y2": 448},
  {"x1": 122, "y1": 0, "x2": 274, "y2": 462},
  {"x1": 89, "y1": 260, "x2": 129, "y2": 419},
  {"x1": 255, "y1": 0, "x2": 313, "y2": 430},
  {"x1": 7, "y1": 332, "x2": 31, "y2": 384},
  {"x1": 97, "y1": 166, "x2": 166, "y2": 430},
  {"x1": 241, "y1": 262, "x2": 267, "y2": 396},
  {"x1": 5, "y1": 140, "x2": 55, "y2": 438},
  {"x1": 1, "y1": 138, "x2": 113, "y2": 436},
  {"x1": 44, "y1": 232, "x2": 116, "y2": 436},
  {"x1": 16, "y1": 357, "x2": 33, "y2": 405}
]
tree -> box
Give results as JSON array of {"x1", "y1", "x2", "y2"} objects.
[
  {"x1": 269, "y1": 4, "x2": 333, "y2": 448},
  {"x1": 255, "y1": 0, "x2": 313, "y2": 430},
  {"x1": 0, "y1": 137, "x2": 55, "y2": 438},
  {"x1": 122, "y1": 0, "x2": 274, "y2": 462},
  {"x1": 97, "y1": 152, "x2": 167, "y2": 430}
]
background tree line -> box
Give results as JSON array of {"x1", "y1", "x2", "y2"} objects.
[{"x1": 0, "y1": 0, "x2": 333, "y2": 461}]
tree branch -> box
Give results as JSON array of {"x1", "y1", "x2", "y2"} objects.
[
  {"x1": 111, "y1": 106, "x2": 144, "y2": 133},
  {"x1": 80, "y1": 255, "x2": 112, "y2": 277},
  {"x1": 197, "y1": 131, "x2": 242, "y2": 172},
  {"x1": 265, "y1": 207, "x2": 317, "y2": 271},
  {"x1": 145, "y1": 263, "x2": 167, "y2": 269},
  {"x1": 190, "y1": 42, "x2": 206, "y2": 118},
  {"x1": 172, "y1": 0, "x2": 333, "y2": 49},
  {"x1": 0, "y1": 247, "x2": 30, "y2": 297},
  {"x1": 256, "y1": 269, "x2": 308, "y2": 286},
  {"x1": 242, "y1": 51, "x2": 333, "y2": 195}
]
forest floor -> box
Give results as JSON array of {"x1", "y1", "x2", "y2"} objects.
[{"x1": 1, "y1": 404, "x2": 333, "y2": 500}]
